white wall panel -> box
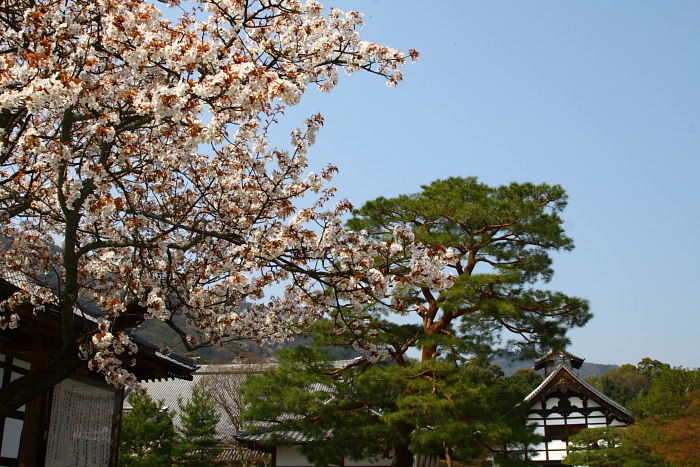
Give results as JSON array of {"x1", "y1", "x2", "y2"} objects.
[
  {"x1": 569, "y1": 397, "x2": 583, "y2": 407},
  {"x1": 1, "y1": 418, "x2": 22, "y2": 459}
]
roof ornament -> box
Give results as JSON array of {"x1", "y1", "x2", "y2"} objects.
[
  {"x1": 534, "y1": 349, "x2": 585, "y2": 376},
  {"x1": 558, "y1": 351, "x2": 570, "y2": 369}
]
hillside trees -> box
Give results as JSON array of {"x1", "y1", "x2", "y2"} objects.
[
  {"x1": 564, "y1": 361, "x2": 700, "y2": 467},
  {"x1": 587, "y1": 364, "x2": 652, "y2": 407},
  {"x1": 0, "y1": 0, "x2": 425, "y2": 417},
  {"x1": 241, "y1": 177, "x2": 589, "y2": 466}
]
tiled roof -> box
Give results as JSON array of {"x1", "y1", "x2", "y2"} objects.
[
  {"x1": 124, "y1": 364, "x2": 274, "y2": 441},
  {"x1": 216, "y1": 443, "x2": 272, "y2": 462},
  {"x1": 534, "y1": 349, "x2": 585, "y2": 365},
  {"x1": 234, "y1": 428, "x2": 331, "y2": 445},
  {"x1": 125, "y1": 332, "x2": 198, "y2": 379},
  {"x1": 0, "y1": 267, "x2": 45, "y2": 298}
]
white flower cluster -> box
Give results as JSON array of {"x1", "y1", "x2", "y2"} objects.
[
  {"x1": 0, "y1": 313, "x2": 20, "y2": 330},
  {"x1": 83, "y1": 322, "x2": 139, "y2": 388}
]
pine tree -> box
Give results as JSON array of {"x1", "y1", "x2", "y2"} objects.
[
  {"x1": 120, "y1": 392, "x2": 175, "y2": 467},
  {"x1": 173, "y1": 383, "x2": 222, "y2": 467},
  {"x1": 345, "y1": 176, "x2": 590, "y2": 363}
]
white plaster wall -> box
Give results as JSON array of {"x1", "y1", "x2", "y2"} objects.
[
  {"x1": 549, "y1": 449, "x2": 567, "y2": 461},
  {"x1": 524, "y1": 388, "x2": 632, "y2": 465},
  {"x1": 588, "y1": 415, "x2": 607, "y2": 424},
  {"x1": 1, "y1": 418, "x2": 22, "y2": 460},
  {"x1": 276, "y1": 446, "x2": 310, "y2": 467},
  {"x1": 548, "y1": 440, "x2": 567, "y2": 451},
  {"x1": 568, "y1": 396, "x2": 583, "y2": 407},
  {"x1": 545, "y1": 398, "x2": 559, "y2": 409}
]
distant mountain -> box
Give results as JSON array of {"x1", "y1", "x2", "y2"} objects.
[
  {"x1": 492, "y1": 356, "x2": 619, "y2": 379},
  {"x1": 132, "y1": 318, "x2": 360, "y2": 364}
]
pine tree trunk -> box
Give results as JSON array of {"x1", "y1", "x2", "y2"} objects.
[
  {"x1": 445, "y1": 444, "x2": 453, "y2": 467},
  {"x1": 393, "y1": 442, "x2": 413, "y2": 467}
]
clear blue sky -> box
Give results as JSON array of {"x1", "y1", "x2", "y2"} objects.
[{"x1": 273, "y1": 1, "x2": 700, "y2": 368}]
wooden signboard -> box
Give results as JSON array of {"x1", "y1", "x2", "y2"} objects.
[{"x1": 45, "y1": 378, "x2": 119, "y2": 467}]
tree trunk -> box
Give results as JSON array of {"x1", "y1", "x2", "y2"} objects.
[
  {"x1": 445, "y1": 444, "x2": 453, "y2": 467},
  {"x1": 392, "y1": 442, "x2": 413, "y2": 467}
]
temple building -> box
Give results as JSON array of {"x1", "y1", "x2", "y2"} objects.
[{"x1": 521, "y1": 349, "x2": 633, "y2": 466}]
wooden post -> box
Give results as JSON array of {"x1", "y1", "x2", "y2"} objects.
[
  {"x1": 109, "y1": 388, "x2": 125, "y2": 467},
  {"x1": 18, "y1": 333, "x2": 48, "y2": 467}
]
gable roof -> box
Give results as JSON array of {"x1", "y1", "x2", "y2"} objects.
[{"x1": 525, "y1": 363, "x2": 633, "y2": 423}]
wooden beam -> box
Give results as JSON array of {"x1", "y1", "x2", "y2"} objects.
[{"x1": 18, "y1": 334, "x2": 48, "y2": 467}]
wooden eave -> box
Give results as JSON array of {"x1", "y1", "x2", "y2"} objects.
[{"x1": 0, "y1": 276, "x2": 196, "y2": 382}]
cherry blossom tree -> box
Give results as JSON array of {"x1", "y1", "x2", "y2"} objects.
[{"x1": 0, "y1": 0, "x2": 427, "y2": 417}]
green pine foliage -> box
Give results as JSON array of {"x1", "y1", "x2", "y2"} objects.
[
  {"x1": 630, "y1": 364, "x2": 700, "y2": 419},
  {"x1": 119, "y1": 391, "x2": 175, "y2": 467},
  {"x1": 563, "y1": 426, "x2": 629, "y2": 467},
  {"x1": 345, "y1": 176, "x2": 591, "y2": 361},
  {"x1": 172, "y1": 383, "x2": 222, "y2": 467},
  {"x1": 241, "y1": 346, "x2": 393, "y2": 467}
]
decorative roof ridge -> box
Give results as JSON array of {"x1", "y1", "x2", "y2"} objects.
[
  {"x1": 524, "y1": 365, "x2": 560, "y2": 402},
  {"x1": 535, "y1": 348, "x2": 585, "y2": 363}
]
